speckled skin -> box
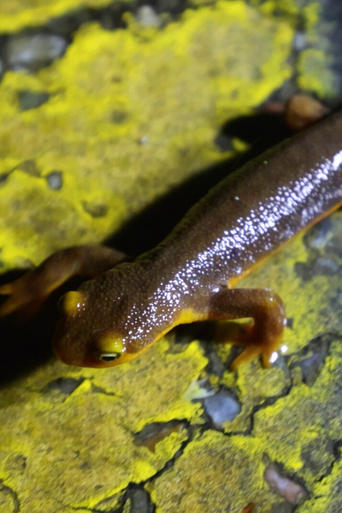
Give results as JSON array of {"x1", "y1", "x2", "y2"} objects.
[{"x1": 2, "y1": 112, "x2": 342, "y2": 368}]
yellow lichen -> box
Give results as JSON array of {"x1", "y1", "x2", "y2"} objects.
[
  {"x1": 0, "y1": 0, "x2": 116, "y2": 33},
  {"x1": 298, "y1": 48, "x2": 336, "y2": 97},
  {"x1": 0, "y1": 2, "x2": 293, "y2": 269},
  {"x1": 0, "y1": 339, "x2": 207, "y2": 511},
  {"x1": 148, "y1": 430, "x2": 277, "y2": 513},
  {"x1": 300, "y1": 460, "x2": 342, "y2": 512},
  {"x1": 252, "y1": 342, "x2": 342, "y2": 483}
]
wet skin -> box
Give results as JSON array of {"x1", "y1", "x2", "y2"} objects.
[{"x1": 1, "y1": 110, "x2": 342, "y2": 368}]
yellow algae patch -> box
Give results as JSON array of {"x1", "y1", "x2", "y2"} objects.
[
  {"x1": 253, "y1": 0, "x2": 337, "y2": 97},
  {"x1": 0, "y1": 339, "x2": 205, "y2": 512},
  {"x1": 255, "y1": 0, "x2": 315, "y2": 22},
  {"x1": 298, "y1": 48, "x2": 336, "y2": 97},
  {"x1": 252, "y1": 341, "x2": 342, "y2": 481},
  {"x1": 0, "y1": 0, "x2": 116, "y2": 33},
  {"x1": 0, "y1": 2, "x2": 292, "y2": 268},
  {"x1": 151, "y1": 428, "x2": 189, "y2": 460},
  {"x1": 91, "y1": 339, "x2": 208, "y2": 429},
  {"x1": 296, "y1": 2, "x2": 337, "y2": 97},
  {"x1": 0, "y1": 385, "x2": 180, "y2": 511},
  {"x1": 221, "y1": 363, "x2": 291, "y2": 433},
  {"x1": 298, "y1": 459, "x2": 342, "y2": 513},
  {"x1": 0, "y1": 393, "x2": 160, "y2": 511},
  {"x1": 149, "y1": 430, "x2": 277, "y2": 513}
]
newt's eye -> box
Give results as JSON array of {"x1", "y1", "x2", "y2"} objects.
[
  {"x1": 96, "y1": 333, "x2": 124, "y2": 362},
  {"x1": 99, "y1": 352, "x2": 121, "y2": 362}
]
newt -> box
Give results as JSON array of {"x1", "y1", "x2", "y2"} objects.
[{"x1": 1, "y1": 109, "x2": 342, "y2": 369}]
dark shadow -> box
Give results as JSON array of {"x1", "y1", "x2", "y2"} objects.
[
  {"x1": 0, "y1": 110, "x2": 291, "y2": 386},
  {"x1": 0, "y1": 277, "x2": 84, "y2": 388},
  {"x1": 0, "y1": 310, "x2": 56, "y2": 387},
  {"x1": 109, "y1": 111, "x2": 291, "y2": 255}
]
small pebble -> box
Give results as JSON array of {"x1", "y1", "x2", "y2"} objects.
[
  {"x1": 135, "y1": 421, "x2": 186, "y2": 452},
  {"x1": 18, "y1": 90, "x2": 50, "y2": 111},
  {"x1": 138, "y1": 135, "x2": 149, "y2": 145},
  {"x1": 136, "y1": 6, "x2": 162, "y2": 27},
  {"x1": 214, "y1": 132, "x2": 234, "y2": 152},
  {"x1": 293, "y1": 31, "x2": 307, "y2": 51},
  {"x1": 315, "y1": 257, "x2": 339, "y2": 274},
  {"x1": 127, "y1": 487, "x2": 153, "y2": 513},
  {"x1": 6, "y1": 34, "x2": 67, "y2": 71},
  {"x1": 42, "y1": 377, "x2": 84, "y2": 395},
  {"x1": 46, "y1": 171, "x2": 63, "y2": 190},
  {"x1": 264, "y1": 463, "x2": 307, "y2": 504},
  {"x1": 304, "y1": 219, "x2": 331, "y2": 249},
  {"x1": 203, "y1": 390, "x2": 240, "y2": 426}
]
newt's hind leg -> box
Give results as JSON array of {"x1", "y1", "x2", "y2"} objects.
[
  {"x1": 0, "y1": 245, "x2": 127, "y2": 317},
  {"x1": 207, "y1": 287, "x2": 286, "y2": 369}
]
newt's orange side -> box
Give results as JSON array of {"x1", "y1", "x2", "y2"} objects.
[{"x1": 1, "y1": 111, "x2": 342, "y2": 368}]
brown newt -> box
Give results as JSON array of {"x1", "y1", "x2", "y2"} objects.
[{"x1": 1, "y1": 110, "x2": 342, "y2": 368}]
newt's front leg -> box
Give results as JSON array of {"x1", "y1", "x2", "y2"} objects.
[
  {"x1": 0, "y1": 245, "x2": 126, "y2": 317},
  {"x1": 205, "y1": 287, "x2": 286, "y2": 369}
]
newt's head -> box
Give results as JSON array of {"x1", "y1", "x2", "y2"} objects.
[{"x1": 52, "y1": 265, "x2": 158, "y2": 368}]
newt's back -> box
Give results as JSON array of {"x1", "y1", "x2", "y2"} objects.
[{"x1": 152, "y1": 110, "x2": 342, "y2": 292}]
